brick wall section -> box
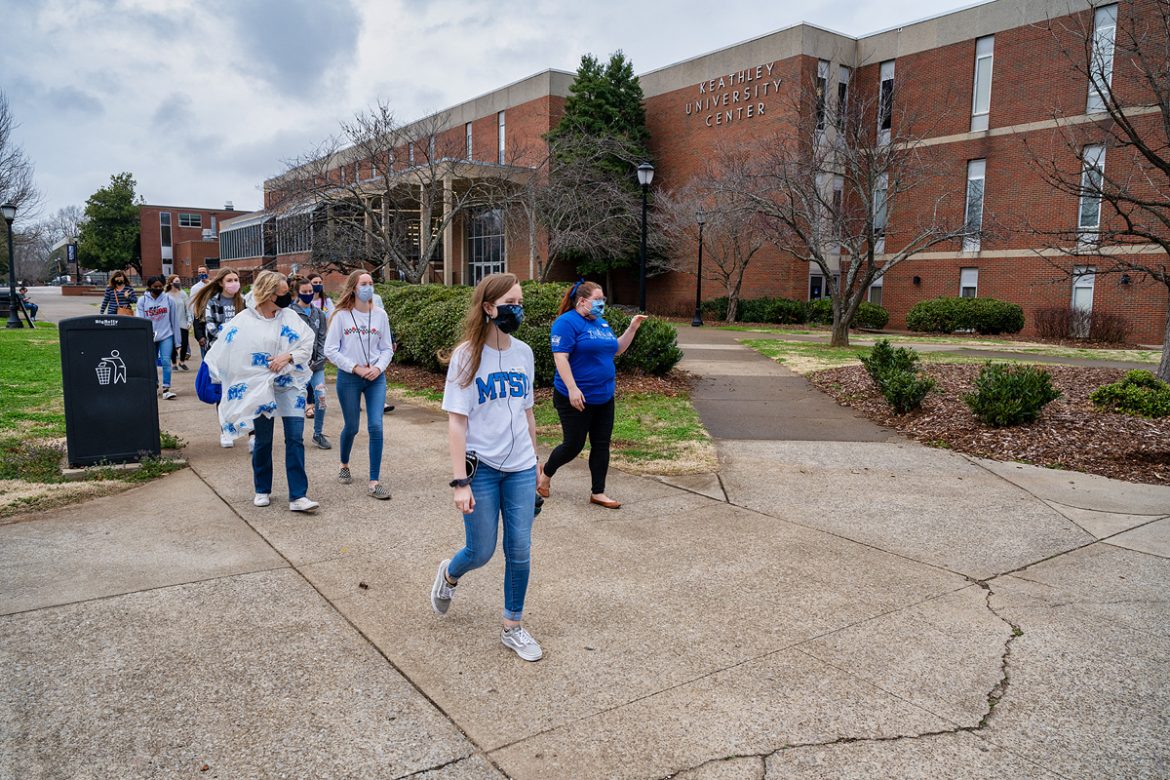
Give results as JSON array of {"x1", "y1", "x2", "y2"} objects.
[{"x1": 138, "y1": 205, "x2": 249, "y2": 278}]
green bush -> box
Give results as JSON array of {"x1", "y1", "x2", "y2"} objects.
[
  {"x1": 854, "y1": 301, "x2": 890, "y2": 330},
  {"x1": 807, "y1": 298, "x2": 833, "y2": 325},
  {"x1": 608, "y1": 308, "x2": 685, "y2": 376},
  {"x1": 881, "y1": 369, "x2": 937, "y2": 414},
  {"x1": 860, "y1": 339, "x2": 920, "y2": 384},
  {"x1": 701, "y1": 296, "x2": 729, "y2": 321},
  {"x1": 906, "y1": 297, "x2": 1024, "y2": 335},
  {"x1": 1089, "y1": 370, "x2": 1170, "y2": 417},
  {"x1": 963, "y1": 363, "x2": 1061, "y2": 426}
]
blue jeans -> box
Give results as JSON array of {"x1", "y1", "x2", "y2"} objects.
[
  {"x1": 252, "y1": 415, "x2": 308, "y2": 500},
  {"x1": 448, "y1": 464, "x2": 537, "y2": 621},
  {"x1": 154, "y1": 336, "x2": 173, "y2": 388},
  {"x1": 335, "y1": 369, "x2": 386, "y2": 482},
  {"x1": 305, "y1": 368, "x2": 326, "y2": 438}
]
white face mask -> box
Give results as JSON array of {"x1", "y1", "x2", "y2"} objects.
[{"x1": 356, "y1": 284, "x2": 375, "y2": 302}]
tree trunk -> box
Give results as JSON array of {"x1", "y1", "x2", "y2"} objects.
[
  {"x1": 1158, "y1": 295, "x2": 1170, "y2": 382},
  {"x1": 829, "y1": 316, "x2": 851, "y2": 347}
]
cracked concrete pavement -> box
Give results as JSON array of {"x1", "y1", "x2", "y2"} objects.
[{"x1": 1, "y1": 320, "x2": 1168, "y2": 778}]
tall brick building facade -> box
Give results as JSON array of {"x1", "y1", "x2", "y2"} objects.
[
  {"x1": 139, "y1": 203, "x2": 250, "y2": 280},
  {"x1": 226, "y1": 0, "x2": 1168, "y2": 343}
]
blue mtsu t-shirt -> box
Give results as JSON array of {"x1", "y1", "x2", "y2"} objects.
[{"x1": 550, "y1": 310, "x2": 619, "y2": 404}]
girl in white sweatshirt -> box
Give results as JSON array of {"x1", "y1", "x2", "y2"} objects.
[{"x1": 324, "y1": 271, "x2": 394, "y2": 500}]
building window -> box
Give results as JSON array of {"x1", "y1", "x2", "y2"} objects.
[
  {"x1": 873, "y1": 173, "x2": 888, "y2": 254},
  {"x1": 960, "y1": 267, "x2": 979, "y2": 298},
  {"x1": 868, "y1": 274, "x2": 883, "y2": 306},
  {"x1": 159, "y1": 212, "x2": 172, "y2": 261},
  {"x1": 878, "y1": 60, "x2": 895, "y2": 143},
  {"x1": 815, "y1": 60, "x2": 830, "y2": 131},
  {"x1": 466, "y1": 121, "x2": 473, "y2": 160},
  {"x1": 1071, "y1": 266, "x2": 1096, "y2": 337},
  {"x1": 971, "y1": 36, "x2": 994, "y2": 131},
  {"x1": 837, "y1": 65, "x2": 851, "y2": 128},
  {"x1": 497, "y1": 111, "x2": 506, "y2": 165},
  {"x1": 1078, "y1": 144, "x2": 1106, "y2": 246},
  {"x1": 963, "y1": 159, "x2": 986, "y2": 252},
  {"x1": 1087, "y1": 4, "x2": 1118, "y2": 113},
  {"x1": 428, "y1": 135, "x2": 436, "y2": 161},
  {"x1": 467, "y1": 208, "x2": 505, "y2": 285},
  {"x1": 179, "y1": 213, "x2": 202, "y2": 228}
]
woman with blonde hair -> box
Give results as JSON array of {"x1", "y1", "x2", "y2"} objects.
[
  {"x1": 323, "y1": 270, "x2": 394, "y2": 500},
  {"x1": 430, "y1": 272, "x2": 542, "y2": 662},
  {"x1": 205, "y1": 270, "x2": 319, "y2": 513}
]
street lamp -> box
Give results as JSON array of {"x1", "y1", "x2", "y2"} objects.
[
  {"x1": 2, "y1": 202, "x2": 22, "y2": 330},
  {"x1": 636, "y1": 161, "x2": 654, "y2": 313},
  {"x1": 691, "y1": 208, "x2": 706, "y2": 327}
]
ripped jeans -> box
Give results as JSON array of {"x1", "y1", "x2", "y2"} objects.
[{"x1": 305, "y1": 368, "x2": 326, "y2": 438}]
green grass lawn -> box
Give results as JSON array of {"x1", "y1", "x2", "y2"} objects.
[
  {"x1": 0, "y1": 323, "x2": 66, "y2": 437},
  {"x1": 741, "y1": 338, "x2": 1030, "y2": 374}
]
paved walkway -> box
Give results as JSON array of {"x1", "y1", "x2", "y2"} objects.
[{"x1": 2, "y1": 320, "x2": 1168, "y2": 778}]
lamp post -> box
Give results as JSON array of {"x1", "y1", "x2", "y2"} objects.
[
  {"x1": 2, "y1": 202, "x2": 22, "y2": 330},
  {"x1": 691, "y1": 209, "x2": 706, "y2": 327},
  {"x1": 636, "y1": 162, "x2": 654, "y2": 313}
]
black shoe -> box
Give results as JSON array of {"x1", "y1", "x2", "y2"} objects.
[{"x1": 383, "y1": 404, "x2": 395, "y2": 414}]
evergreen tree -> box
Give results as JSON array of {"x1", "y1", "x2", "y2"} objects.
[
  {"x1": 544, "y1": 51, "x2": 652, "y2": 277},
  {"x1": 77, "y1": 173, "x2": 142, "y2": 274}
]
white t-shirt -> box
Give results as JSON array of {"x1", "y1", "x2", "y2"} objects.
[
  {"x1": 324, "y1": 305, "x2": 395, "y2": 375},
  {"x1": 442, "y1": 339, "x2": 536, "y2": 472}
]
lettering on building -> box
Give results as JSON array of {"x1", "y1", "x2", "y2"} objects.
[{"x1": 684, "y1": 62, "x2": 782, "y2": 128}]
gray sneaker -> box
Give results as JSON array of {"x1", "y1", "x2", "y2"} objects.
[
  {"x1": 337, "y1": 467, "x2": 352, "y2": 484},
  {"x1": 312, "y1": 434, "x2": 332, "y2": 450},
  {"x1": 501, "y1": 625, "x2": 543, "y2": 662},
  {"x1": 369, "y1": 483, "x2": 391, "y2": 500},
  {"x1": 430, "y1": 559, "x2": 455, "y2": 615}
]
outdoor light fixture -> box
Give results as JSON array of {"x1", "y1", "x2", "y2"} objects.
[
  {"x1": 692, "y1": 208, "x2": 706, "y2": 327},
  {"x1": 1121, "y1": 273, "x2": 1132, "y2": 286},
  {"x1": 913, "y1": 275, "x2": 922, "y2": 286},
  {"x1": 637, "y1": 162, "x2": 655, "y2": 313},
  {"x1": 3, "y1": 202, "x2": 23, "y2": 329}
]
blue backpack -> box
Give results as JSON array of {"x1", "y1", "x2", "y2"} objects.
[{"x1": 195, "y1": 361, "x2": 222, "y2": 405}]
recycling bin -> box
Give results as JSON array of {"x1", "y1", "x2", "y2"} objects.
[{"x1": 59, "y1": 315, "x2": 160, "y2": 466}]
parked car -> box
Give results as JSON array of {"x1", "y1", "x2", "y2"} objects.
[{"x1": 49, "y1": 275, "x2": 72, "y2": 285}]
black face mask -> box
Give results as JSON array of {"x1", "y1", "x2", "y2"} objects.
[
  {"x1": 312, "y1": 284, "x2": 324, "y2": 294},
  {"x1": 149, "y1": 287, "x2": 164, "y2": 296},
  {"x1": 274, "y1": 292, "x2": 293, "y2": 308},
  {"x1": 491, "y1": 304, "x2": 524, "y2": 334}
]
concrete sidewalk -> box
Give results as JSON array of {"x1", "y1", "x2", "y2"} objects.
[{"x1": 2, "y1": 336, "x2": 1168, "y2": 779}]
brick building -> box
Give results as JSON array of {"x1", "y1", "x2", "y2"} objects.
[
  {"x1": 225, "y1": 0, "x2": 1168, "y2": 343},
  {"x1": 139, "y1": 203, "x2": 250, "y2": 280}
]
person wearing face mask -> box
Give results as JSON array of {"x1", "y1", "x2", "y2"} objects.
[
  {"x1": 189, "y1": 266, "x2": 210, "y2": 303},
  {"x1": 204, "y1": 270, "x2": 319, "y2": 513},
  {"x1": 166, "y1": 275, "x2": 192, "y2": 371},
  {"x1": 537, "y1": 281, "x2": 647, "y2": 509},
  {"x1": 289, "y1": 275, "x2": 330, "y2": 450},
  {"x1": 324, "y1": 271, "x2": 395, "y2": 500},
  {"x1": 136, "y1": 275, "x2": 183, "y2": 400},
  {"x1": 100, "y1": 271, "x2": 137, "y2": 315},
  {"x1": 429, "y1": 272, "x2": 542, "y2": 662},
  {"x1": 192, "y1": 269, "x2": 246, "y2": 446},
  {"x1": 307, "y1": 273, "x2": 335, "y2": 318}
]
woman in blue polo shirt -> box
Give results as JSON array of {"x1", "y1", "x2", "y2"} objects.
[{"x1": 537, "y1": 281, "x2": 646, "y2": 509}]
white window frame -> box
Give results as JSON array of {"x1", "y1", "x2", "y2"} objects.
[
  {"x1": 836, "y1": 65, "x2": 851, "y2": 128},
  {"x1": 878, "y1": 60, "x2": 895, "y2": 144},
  {"x1": 960, "y1": 267, "x2": 979, "y2": 298},
  {"x1": 178, "y1": 212, "x2": 202, "y2": 228},
  {"x1": 1078, "y1": 144, "x2": 1106, "y2": 247},
  {"x1": 1087, "y1": 4, "x2": 1118, "y2": 114},
  {"x1": 497, "y1": 110, "x2": 506, "y2": 165},
  {"x1": 873, "y1": 173, "x2": 888, "y2": 254},
  {"x1": 971, "y1": 36, "x2": 994, "y2": 131},
  {"x1": 159, "y1": 211, "x2": 172, "y2": 260},
  {"x1": 815, "y1": 60, "x2": 830, "y2": 132},
  {"x1": 963, "y1": 159, "x2": 986, "y2": 252},
  {"x1": 466, "y1": 121, "x2": 473, "y2": 160},
  {"x1": 868, "y1": 274, "x2": 883, "y2": 306}
]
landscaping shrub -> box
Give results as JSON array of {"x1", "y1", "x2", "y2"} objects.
[
  {"x1": 1033, "y1": 306, "x2": 1078, "y2": 340},
  {"x1": 807, "y1": 298, "x2": 833, "y2": 325},
  {"x1": 860, "y1": 340, "x2": 933, "y2": 414},
  {"x1": 701, "y1": 296, "x2": 730, "y2": 321},
  {"x1": 697, "y1": 295, "x2": 886, "y2": 329},
  {"x1": 608, "y1": 308, "x2": 685, "y2": 376},
  {"x1": 906, "y1": 297, "x2": 1023, "y2": 335},
  {"x1": 1089, "y1": 370, "x2": 1170, "y2": 417},
  {"x1": 1088, "y1": 312, "x2": 1132, "y2": 344},
  {"x1": 963, "y1": 363, "x2": 1061, "y2": 426},
  {"x1": 854, "y1": 301, "x2": 890, "y2": 330}
]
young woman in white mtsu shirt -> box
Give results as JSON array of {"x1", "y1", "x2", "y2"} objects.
[{"x1": 431, "y1": 272, "x2": 543, "y2": 662}]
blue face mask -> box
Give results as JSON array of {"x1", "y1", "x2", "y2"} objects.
[
  {"x1": 589, "y1": 301, "x2": 605, "y2": 318},
  {"x1": 197, "y1": 273, "x2": 208, "y2": 281},
  {"x1": 492, "y1": 304, "x2": 524, "y2": 334},
  {"x1": 356, "y1": 284, "x2": 375, "y2": 302},
  {"x1": 298, "y1": 293, "x2": 315, "y2": 305}
]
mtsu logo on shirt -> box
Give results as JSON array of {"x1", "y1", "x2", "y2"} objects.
[{"x1": 476, "y1": 370, "x2": 530, "y2": 405}]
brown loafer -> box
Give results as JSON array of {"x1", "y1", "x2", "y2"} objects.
[
  {"x1": 590, "y1": 496, "x2": 622, "y2": 509},
  {"x1": 536, "y1": 465, "x2": 550, "y2": 498}
]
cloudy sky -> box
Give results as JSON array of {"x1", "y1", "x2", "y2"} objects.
[{"x1": 3, "y1": 0, "x2": 979, "y2": 221}]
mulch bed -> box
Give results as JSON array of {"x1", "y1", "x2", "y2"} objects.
[
  {"x1": 809, "y1": 364, "x2": 1170, "y2": 486},
  {"x1": 391, "y1": 363, "x2": 695, "y2": 402}
]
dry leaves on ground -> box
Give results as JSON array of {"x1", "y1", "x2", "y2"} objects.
[
  {"x1": 809, "y1": 364, "x2": 1170, "y2": 486},
  {"x1": 391, "y1": 363, "x2": 695, "y2": 402}
]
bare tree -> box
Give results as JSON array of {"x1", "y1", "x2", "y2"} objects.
[
  {"x1": 718, "y1": 73, "x2": 967, "y2": 346},
  {"x1": 271, "y1": 102, "x2": 527, "y2": 283},
  {"x1": 656, "y1": 161, "x2": 768, "y2": 322},
  {"x1": 1026, "y1": 0, "x2": 1170, "y2": 380},
  {"x1": 42, "y1": 205, "x2": 85, "y2": 245},
  {"x1": 0, "y1": 90, "x2": 42, "y2": 276}
]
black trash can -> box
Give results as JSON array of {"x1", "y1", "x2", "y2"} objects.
[{"x1": 59, "y1": 315, "x2": 161, "y2": 467}]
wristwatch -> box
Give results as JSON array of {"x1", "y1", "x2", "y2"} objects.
[{"x1": 449, "y1": 477, "x2": 472, "y2": 488}]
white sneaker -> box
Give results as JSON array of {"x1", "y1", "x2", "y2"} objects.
[
  {"x1": 161, "y1": 389, "x2": 177, "y2": 400},
  {"x1": 253, "y1": 493, "x2": 270, "y2": 507},
  {"x1": 248, "y1": 436, "x2": 255, "y2": 453},
  {"x1": 430, "y1": 559, "x2": 455, "y2": 615},
  {"x1": 501, "y1": 625, "x2": 543, "y2": 662},
  {"x1": 289, "y1": 497, "x2": 319, "y2": 513},
  {"x1": 220, "y1": 433, "x2": 235, "y2": 448}
]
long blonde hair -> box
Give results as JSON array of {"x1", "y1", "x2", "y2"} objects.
[
  {"x1": 251, "y1": 270, "x2": 285, "y2": 307},
  {"x1": 191, "y1": 268, "x2": 244, "y2": 318},
  {"x1": 454, "y1": 272, "x2": 521, "y2": 388}
]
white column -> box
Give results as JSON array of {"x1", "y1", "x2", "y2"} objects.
[{"x1": 442, "y1": 175, "x2": 454, "y2": 286}]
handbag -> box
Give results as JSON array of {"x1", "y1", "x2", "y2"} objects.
[
  {"x1": 195, "y1": 361, "x2": 222, "y2": 405},
  {"x1": 116, "y1": 306, "x2": 133, "y2": 316}
]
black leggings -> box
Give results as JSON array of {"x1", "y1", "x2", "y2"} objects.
[
  {"x1": 171, "y1": 327, "x2": 190, "y2": 363},
  {"x1": 542, "y1": 390, "x2": 615, "y2": 495}
]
